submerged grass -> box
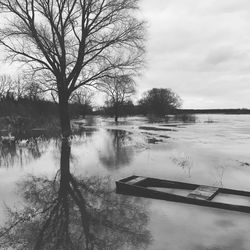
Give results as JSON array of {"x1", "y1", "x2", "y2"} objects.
[{"x1": 0, "y1": 115, "x2": 61, "y2": 139}]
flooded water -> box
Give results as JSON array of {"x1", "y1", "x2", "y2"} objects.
[{"x1": 0, "y1": 114, "x2": 250, "y2": 249}]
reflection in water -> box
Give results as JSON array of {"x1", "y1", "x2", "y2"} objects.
[
  {"x1": 213, "y1": 164, "x2": 226, "y2": 187},
  {"x1": 0, "y1": 138, "x2": 151, "y2": 249},
  {"x1": 0, "y1": 138, "x2": 49, "y2": 168},
  {"x1": 0, "y1": 129, "x2": 96, "y2": 168},
  {"x1": 146, "y1": 114, "x2": 197, "y2": 124},
  {"x1": 173, "y1": 114, "x2": 197, "y2": 123},
  {"x1": 170, "y1": 153, "x2": 193, "y2": 178},
  {"x1": 99, "y1": 130, "x2": 134, "y2": 170}
]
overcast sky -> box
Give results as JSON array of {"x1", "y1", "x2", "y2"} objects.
[
  {"x1": 136, "y1": 0, "x2": 250, "y2": 109},
  {"x1": 1, "y1": 0, "x2": 250, "y2": 109}
]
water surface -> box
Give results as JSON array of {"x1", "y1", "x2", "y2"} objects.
[{"x1": 0, "y1": 115, "x2": 250, "y2": 249}]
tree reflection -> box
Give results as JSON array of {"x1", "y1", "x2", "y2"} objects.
[
  {"x1": 0, "y1": 138, "x2": 151, "y2": 249},
  {"x1": 99, "y1": 130, "x2": 134, "y2": 170},
  {"x1": 0, "y1": 138, "x2": 49, "y2": 168},
  {"x1": 0, "y1": 129, "x2": 95, "y2": 168}
]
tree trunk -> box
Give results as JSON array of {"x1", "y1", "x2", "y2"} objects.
[
  {"x1": 60, "y1": 137, "x2": 71, "y2": 183},
  {"x1": 115, "y1": 115, "x2": 118, "y2": 123},
  {"x1": 59, "y1": 93, "x2": 71, "y2": 137},
  {"x1": 114, "y1": 102, "x2": 119, "y2": 123}
]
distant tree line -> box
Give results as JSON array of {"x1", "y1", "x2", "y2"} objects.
[
  {"x1": 98, "y1": 88, "x2": 182, "y2": 119},
  {"x1": 173, "y1": 108, "x2": 250, "y2": 115},
  {"x1": 98, "y1": 100, "x2": 136, "y2": 117},
  {"x1": 0, "y1": 74, "x2": 93, "y2": 119},
  {"x1": 0, "y1": 73, "x2": 184, "y2": 120}
]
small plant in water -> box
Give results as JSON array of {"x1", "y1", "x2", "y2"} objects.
[{"x1": 170, "y1": 152, "x2": 193, "y2": 177}]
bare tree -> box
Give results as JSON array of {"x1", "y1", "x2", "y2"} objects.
[
  {"x1": 70, "y1": 88, "x2": 94, "y2": 106},
  {"x1": 0, "y1": 74, "x2": 43, "y2": 100},
  {"x1": 23, "y1": 77, "x2": 45, "y2": 100},
  {"x1": 0, "y1": 0, "x2": 145, "y2": 136},
  {"x1": 70, "y1": 88, "x2": 94, "y2": 117},
  {"x1": 14, "y1": 75, "x2": 27, "y2": 99},
  {"x1": 100, "y1": 74, "x2": 136, "y2": 122},
  {"x1": 0, "y1": 74, "x2": 14, "y2": 99}
]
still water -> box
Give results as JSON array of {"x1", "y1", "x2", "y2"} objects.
[{"x1": 0, "y1": 114, "x2": 250, "y2": 249}]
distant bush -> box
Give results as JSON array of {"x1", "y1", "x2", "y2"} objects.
[{"x1": 138, "y1": 88, "x2": 182, "y2": 116}]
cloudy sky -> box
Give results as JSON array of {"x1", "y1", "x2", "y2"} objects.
[
  {"x1": 0, "y1": 0, "x2": 250, "y2": 109},
  {"x1": 136, "y1": 0, "x2": 250, "y2": 108}
]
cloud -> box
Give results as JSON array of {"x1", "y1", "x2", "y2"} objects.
[
  {"x1": 137, "y1": 0, "x2": 250, "y2": 108},
  {"x1": 204, "y1": 47, "x2": 240, "y2": 66}
]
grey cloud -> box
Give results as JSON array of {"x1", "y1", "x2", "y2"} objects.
[
  {"x1": 137, "y1": 0, "x2": 250, "y2": 108},
  {"x1": 204, "y1": 47, "x2": 239, "y2": 65}
]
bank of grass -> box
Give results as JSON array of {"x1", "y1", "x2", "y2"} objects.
[
  {"x1": 0, "y1": 115, "x2": 61, "y2": 138},
  {"x1": 0, "y1": 97, "x2": 91, "y2": 138},
  {"x1": 0, "y1": 97, "x2": 91, "y2": 117}
]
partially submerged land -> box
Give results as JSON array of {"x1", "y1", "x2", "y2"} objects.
[{"x1": 1, "y1": 103, "x2": 249, "y2": 142}]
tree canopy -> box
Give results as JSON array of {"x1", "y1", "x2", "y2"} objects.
[
  {"x1": 139, "y1": 88, "x2": 182, "y2": 115},
  {"x1": 0, "y1": 0, "x2": 145, "y2": 136}
]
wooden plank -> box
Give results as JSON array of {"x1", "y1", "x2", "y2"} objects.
[
  {"x1": 188, "y1": 185, "x2": 219, "y2": 200},
  {"x1": 126, "y1": 177, "x2": 146, "y2": 185}
]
